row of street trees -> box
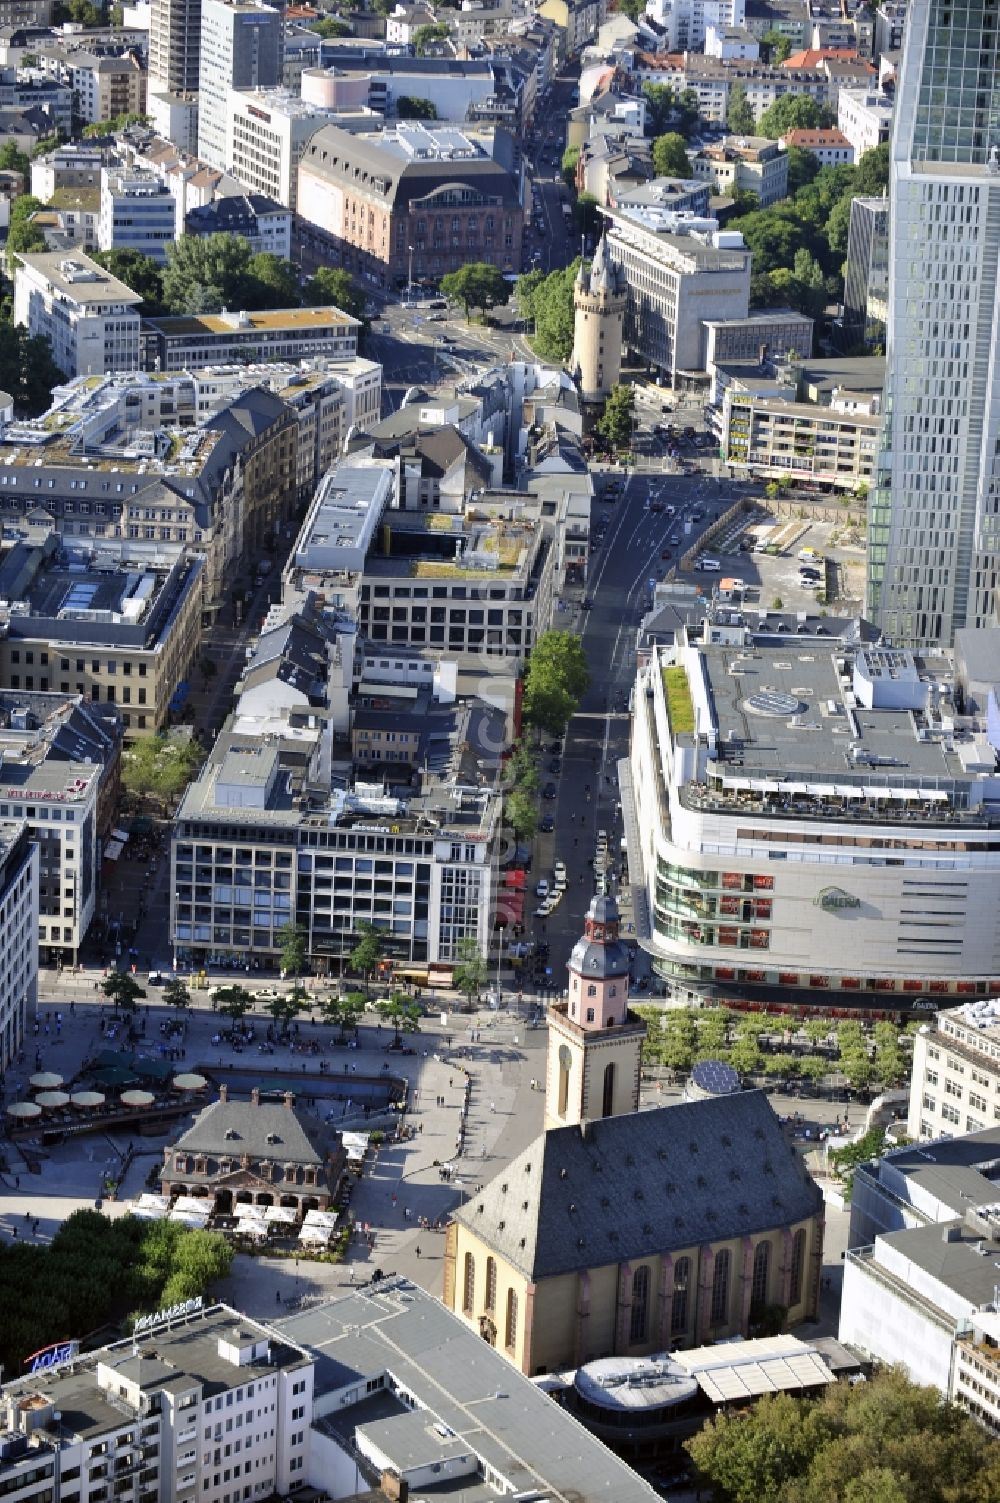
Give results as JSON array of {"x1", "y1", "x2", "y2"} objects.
[{"x1": 635, "y1": 1006, "x2": 913, "y2": 1093}]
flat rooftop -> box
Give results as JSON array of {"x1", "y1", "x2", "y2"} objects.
[
  {"x1": 16, "y1": 251, "x2": 142, "y2": 306},
  {"x1": 146, "y1": 306, "x2": 360, "y2": 337},
  {"x1": 699, "y1": 643, "x2": 975, "y2": 784},
  {"x1": 277, "y1": 1280, "x2": 660, "y2": 1503},
  {"x1": 872, "y1": 1127, "x2": 1000, "y2": 1218},
  {"x1": 868, "y1": 1214, "x2": 1000, "y2": 1311}
]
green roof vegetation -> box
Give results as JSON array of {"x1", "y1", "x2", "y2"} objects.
[{"x1": 662, "y1": 665, "x2": 695, "y2": 735}]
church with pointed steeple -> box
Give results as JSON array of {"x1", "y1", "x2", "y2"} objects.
[
  {"x1": 442, "y1": 894, "x2": 825, "y2": 1376},
  {"x1": 570, "y1": 235, "x2": 626, "y2": 404},
  {"x1": 544, "y1": 892, "x2": 647, "y2": 1130}
]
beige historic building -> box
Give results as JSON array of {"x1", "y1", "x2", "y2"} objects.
[{"x1": 443, "y1": 894, "x2": 824, "y2": 1375}]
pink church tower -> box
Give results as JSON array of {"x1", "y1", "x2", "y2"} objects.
[{"x1": 544, "y1": 893, "x2": 647, "y2": 1131}]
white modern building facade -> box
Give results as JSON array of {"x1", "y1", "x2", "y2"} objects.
[
  {"x1": 197, "y1": 0, "x2": 283, "y2": 172},
  {"x1": 868, "y1": 0, "x2": 1000, "y2": 647},
  {"x1": 225, "y1": 89, "x2": 327, "y2": 212},
  {"x1": 907, "y1": 1001, "x2": 1000, "y2": 1141},
  {"x1": 837, "y1": 86, "x2": 894, "y2": 159},
  {"x1": 626, "y1": 625, "x2": 1000, "y2": 1016},
  {"x1": 13, "y1": 251, "x2": 142, "y2": 378},
  {"x1": 98, "y1": 169, "x2": 176, "y2": 264}
]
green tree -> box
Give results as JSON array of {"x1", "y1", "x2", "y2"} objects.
[
  {"x1": 122, "y1": 734, "x2": 204, "y2": 809},
  {"x1": 0, "y1": 141, "x2": 29, "y2": 177},
  {"x1": 302, "y1": 265, "x2": 366, "y2": 321},
  {"x1": 515, "y1": 266, "x2": 545, "y2": 329},
  {"x1": 158, "y1": 1227, "x2": 233, "y2": 1305},
  {"x1": 350, "y1": 921, "x2": 384, "y2": 995},
  {"x1": 267, "y1": 986, "x2": 307, "y2": 1034},
  {"x1": 6, "y1": 214, "x2": 47, "y2": 265},
  {"x1": 840, "y1": 1049, "x2": 874, "y2": 1092},
  {"x1": 214, "y1": 985, "x2": 253, "y2": 1026},
  {"x1": 161, "y1": 233, "x2": 254, "y2": 314},
  {"x1": 798, "y1": 1054, "x2": 829, "y2": 1085},
  {"x1": 786, "y1": 144, "x2": 820, "y2": 194},
  {"x1": 91, "y1": 248, "x2": 165, "y2": 313},
  {"x1": 757, "y1": 93, "x2": 836, "y2": 140},
  {"x1": 727, "y1": 83, "x2": 756, "y2": 136},
  {"x1": 522, "y1": 630, "x2": 590, "y2": 736},
  {"x1": 311, "y1": 14, "x2": 351, "y2": 34},
  {"x1": 102, "y1": 972, "x2": 145, "y2": 1016},
  {"x1": 523, "y1": 260, "x2": 580, "y2": 361},
  {"x1": 855, "y1": 141, "x2": 890, "y2": 195},
  {"x1": 163, "y1": 977, "x2": 191, "y2": 1014},
  {"x1": 0, "y1": 325, "x2": 64, "y2": 417},
  {"x1": 452, "y1": 936, "x2": 488, "y2": 1008},
  {"x1": 245, "y1": 251, "x2": 300, "y2": 308},
  {"x1": 376, "y1": 991, "x2": 420, "y2": 1045},
  {"x1": 506, "y1": 787, "x2": 538, "y2": 840},
  {"x1": 440, "y1": 262, "x2": 509, "y2": 318},
  {"x1": 642, "y1": 81, "x2": 700, "y2": 138},
  {"x1": 561, "y1": 144, "x2": 581, "y2": 188},
  {"x1": 595, "y1": 382, "x2": 635, "y2": 450},
  {"x1": 652, "y1": 131, "x2": 691, "y2": 179},
  {"x1": 413, "y1": 21, "x2": 448, "y2": 51},
  {"x1": 729, "y1": 1034, "x2": 762, "y2": 1077},
  {"x1": 277, "y1": 921, "x2": 308, "y2": 979},
  {"x1": 82, "y1": 112, "x2": 150, "y2": 138},
  {"x1": 760, "y1": 26, "x2": 792, "y2": 61},
  {"x1": 320, "y1": 991, "x2": 363, "y2": 1041},
  {"x1": 396, "y1": 94, "x2": 437, "y2": 118},
  {"x1": 574, "y1": 189, "x2": 601, "y2": 238}
]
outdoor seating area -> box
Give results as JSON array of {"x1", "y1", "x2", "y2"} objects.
[{"x1": 4, "y1": 1054, "x2": 213, "y2": 1140}]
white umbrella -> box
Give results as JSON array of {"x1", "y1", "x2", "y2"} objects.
[
  {"x1": 35, "y1": 1090, "x2": 70, "y2": 1109},
  {"x1": 7, "y1": 1100, "x2": 41, "y2": 1119},
  {"x1": 29, "y1": 1071, "x2": 63, "y2": 1090},
  {"x1": 71, "y1": 1091, "x2": 106, "y2": 1108},
  {"x1": 121, "y1": 1088, "x2": 155, "y2": 1108},
  {"x1": 172, "y1": 1072, "x2": 208, "y2": 1091}
]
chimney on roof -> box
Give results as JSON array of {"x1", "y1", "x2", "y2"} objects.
[
  {"x1": 250, "y1": 1088, "x2": 260, "y2": 1106},
  {"x1": 219, "y1": 1084, "x2": 228, "y2": 1103},
  {"x1": 283, "y1": 1091, "x2": 295, "y2": 1109}
]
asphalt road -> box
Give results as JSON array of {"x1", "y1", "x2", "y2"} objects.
[{"x1": 533, "y1": 464, "x2": 736, "y2": 980}]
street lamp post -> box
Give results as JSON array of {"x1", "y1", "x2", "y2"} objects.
[{"x1": 407, "y1": 245, "x2": 414, "y2": 305}]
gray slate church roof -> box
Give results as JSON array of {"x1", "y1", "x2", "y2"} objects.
[{"x1": 452, "y1": 1092, "x2": 822, "y2": 1280}]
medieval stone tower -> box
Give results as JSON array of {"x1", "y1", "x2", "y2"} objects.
[
  {"x1": 571, "y1": 234, "x2": 626, "y2": 405},
  {"x1": 544, "y1": 891, "x2": 647, "y2": 1132}
]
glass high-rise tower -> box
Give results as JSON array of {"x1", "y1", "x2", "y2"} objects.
[{"x1": 868, "y1": 0, "x2": 1000, "y2": 646}]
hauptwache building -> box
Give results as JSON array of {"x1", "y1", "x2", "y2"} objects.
[{"x1": 443, "y1": 892, "x2": 824, "y2": 1376}]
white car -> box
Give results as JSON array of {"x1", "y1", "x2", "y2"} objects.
[
  {"x1": 535, "y1": 878, "x2": 550, "y2": 898},
  {"x1": 554, "y1": 860, "x2": 567, "y2": 884}
]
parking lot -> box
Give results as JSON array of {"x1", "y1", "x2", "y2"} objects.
[{"x1": 683, "y1": 512, "x2": 866, "y2": 615}]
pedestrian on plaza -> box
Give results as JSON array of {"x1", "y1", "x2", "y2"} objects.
[
  {"x1": 415, "y1": 1246, "x2": 421, "y2": 1258},
  {"x1": 14, "y1": 1175, "x2": 19, "y2": 1188},
  {"x1": 490, "y1": 1101, "x2": 496, "y2": 1113}
]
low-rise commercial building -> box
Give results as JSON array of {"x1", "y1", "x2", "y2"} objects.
[
  {"x1": 0, "y1": 1302, "x2": 315, "y2": 1503},
  {"x1": 0, "y1": 690, "x2": 121, "y2": 962},
  {"x1": 907, "y1": 1003, "x2": 1000, "y2": 1143},
  {"x1": 704, "y1": 308, "x2": 814, "y2": 370},
  {"x1": 0, "y1": 534, "x2": 203, "y2": 738},
  {"x1": 13, "y1": 250, "x2": 142, "y2": 378},
  {"x1": 140, "y1": 305, "x2": 360, "y2": 374},
  {"x1": 688, "y1": 134, "x2": 789, "y2": 206},
  {"x1": 278, "y1": 1279, "x2": 662, "y2": 1503},
  {"x1": 296, "y1": 121, "x2": 524, "y2": 290},
  {"x1": 0, "y1": 821, "x2": 38, "y2": 1073},
  {"x1": 605, "y1": 207, "x2": 751, "y2": 385},
  {"x1": 839, "y1": 193, "x2": 888, "y2": 351},
  {"x1": 185, "y1": 192, "x2": 292, "y2": 257},
  {"x1": 717, "y1": 355, "x2": 881, "y2": 488},
  {"x1": 837, "y1": 85, "x2": 893, "y2": 158},
  {"x1": 97, "y1": 167, "x2": 176, "y2": 264},
  {"x1": 626, "y1": 626, "x2": 1000, "y2": 1016},
  {"x1": 780, "y1": 126, "x2": 854, "y2": 165}
]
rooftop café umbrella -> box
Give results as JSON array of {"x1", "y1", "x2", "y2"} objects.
[
  {"x1": 121, "y1": 1088, "x2": 155, "y2": 1108},
  {"x1": 7, "y1": 1101, "x2": 42, "y2": 1119},
  {"x1": 173, "y1": 1072, "x2": 208, "y2": 1091},
  {"x1": 35, "y1": 1091, "x2": 70, "y2": 1109},
  {"x1": 70, "y1": 1090, "x2": 106, "y2": 1108},
  {"x1": 29, "y1": 1071, "x2": 63, "y2": 1090}
]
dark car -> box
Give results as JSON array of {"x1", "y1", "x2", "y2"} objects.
[
  {"x1": 581, "y1": 597, "x2": 594, "y2": 609},
  {"x1": 661, "y1": 548, "x2": 672, "y2": 559},
  {"x1": 539, "y1": 814, "x2": 555, "y2": 832},
  {"x1": 542, "y1": 782, "x2": 557, "y2": 800},
  {"x1": 546, "y1": 740, "x2": 562, "y2": 753},
  {"x1": 548, "y1": 758, "x2": 562, "y2": 773}
]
